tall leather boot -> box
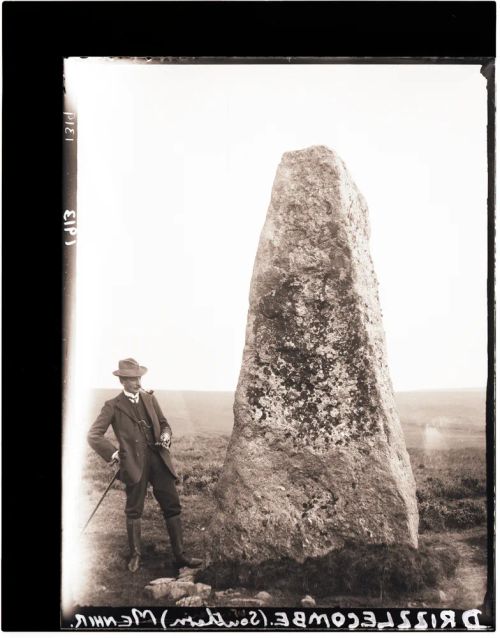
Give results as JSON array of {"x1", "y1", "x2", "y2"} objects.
[
  {"x1": 165, "y1": 515, "x2": 203, "y2": 569},
  {"x1": 126, "y1": 518, "x2": 142, "y2": 572}
]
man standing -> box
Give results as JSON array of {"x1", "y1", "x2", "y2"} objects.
[{"x1": 87, "y1": 357, "x2": 202, "y2": 573}]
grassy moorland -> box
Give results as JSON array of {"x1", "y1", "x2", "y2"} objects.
[{"x1": 73, "y1": 389, "x2": 488, "y2": 610}]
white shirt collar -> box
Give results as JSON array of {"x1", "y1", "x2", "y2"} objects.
[{"x1": 124, "y1": 389, "x2": 140, "y2": 402}]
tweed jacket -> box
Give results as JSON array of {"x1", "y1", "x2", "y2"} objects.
[{"x1": 88, "y1": 390, "x2": 177, "y2": 485}]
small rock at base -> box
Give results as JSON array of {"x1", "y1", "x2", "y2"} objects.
[
  {"x1": 215, "y1": 588, "x2": 240, "y2": 599},
  {"x1": 145, "y1": 581, "x2": 198, "y2": 601},
  {"x1": 149, "y1": 577, "x2": 176, "y2": 585},
  {"x1": 301, "y1": 595, "x2": 316, "y2": 607},
  {"x1": 176, "y1": 595, "x2": 203, "y2": 607},
  {"x1": 168, "y1": 582, "x2": 199, "y2": 601},
  {"x1": 195, "y1": 583, "x2": 212, "y2": 597},
  {"x1": 144, "y1": 584, "x2": 170, "y2": 600},
  {"x1": 438, "y1": 590, "x2": 448, "y2": 602},
  {"x1": 178, "y1": 567, "x2": 200, "y2": 577},
  {"x1": 256, "y1": 591, "x2": 272, "y2": 603}
]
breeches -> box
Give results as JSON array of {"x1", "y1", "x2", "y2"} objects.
[{"x1": 125, "y1": 447, "x2": 181, "y2": 520}]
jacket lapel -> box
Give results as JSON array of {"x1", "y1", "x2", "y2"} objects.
[
  {"x1": 141, "y1": 392, "x2": 160, "y2": 437},
  {"x1": 116, "y1": 392, "x2": 138, "y2": 422}
]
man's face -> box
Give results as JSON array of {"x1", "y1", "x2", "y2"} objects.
[{"x1": 120, "y1": 376, "x2": 142, "y2": 394}]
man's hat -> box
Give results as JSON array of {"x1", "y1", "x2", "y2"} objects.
[{"x1": 113, "y1": 358, "x2": 148, "y2": 377}]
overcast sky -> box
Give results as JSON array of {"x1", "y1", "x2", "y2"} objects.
[{"x1": 67, "y1": 60, "x2": 487, "y2": 393}]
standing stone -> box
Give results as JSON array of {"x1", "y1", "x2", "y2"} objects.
[{"x1": 209, "y1": 145, "x2": 418, "y2": 566}]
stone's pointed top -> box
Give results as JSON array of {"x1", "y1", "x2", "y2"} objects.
[{"x1": 281, "y1": 144, "x2": 339, "y2": 163}]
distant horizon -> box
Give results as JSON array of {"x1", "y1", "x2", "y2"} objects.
[
  {"x1": 86, "y1": 384, "x2": 487, "y2": 445},
  {"x1": 91, "y1": 386, "x2": 487, "y2": 394}
]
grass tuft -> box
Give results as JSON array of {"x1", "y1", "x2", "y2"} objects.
[{"x1": 410, "y1": 449, "x2": 486, "y2": 532}]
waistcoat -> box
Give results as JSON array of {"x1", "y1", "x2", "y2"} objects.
[{"x1": 130, "y1": 396, "x2": 156, "y2": 447}]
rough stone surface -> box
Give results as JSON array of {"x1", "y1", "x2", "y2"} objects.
[{"x1": 209, "y1": 145, "x2": 418, "y2": 565}]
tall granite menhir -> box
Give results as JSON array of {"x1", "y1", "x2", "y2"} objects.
[{"x1": 209, "y1": 146, "x2": 418, "y2": 566}]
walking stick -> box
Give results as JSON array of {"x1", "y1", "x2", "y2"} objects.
[{"x1": 81, "y1": 466, "x2": 121, "y2": 535}]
